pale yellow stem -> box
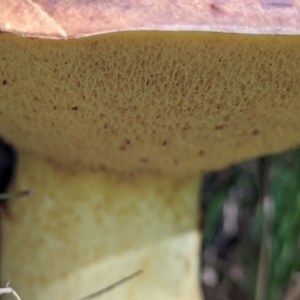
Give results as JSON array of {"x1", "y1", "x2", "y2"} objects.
[{"x1": 1, "y1": 152, "x2": 202, "y2": 300}]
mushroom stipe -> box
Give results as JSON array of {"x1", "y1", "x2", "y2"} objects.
[{"x1": 0, "y1": 271, "x2": 142, "y2": 300}]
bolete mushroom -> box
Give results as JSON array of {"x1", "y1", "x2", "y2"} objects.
[{"x1": 1, "y1": 1, "x2": 300, "y2": 299}]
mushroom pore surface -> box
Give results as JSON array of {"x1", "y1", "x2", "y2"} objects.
[
  {"x1": 1, "y1": 1, "x2": 300, "y2": 177},
  {"x1": 1, "y1": 32, "x2": 300, "y2": 177}
]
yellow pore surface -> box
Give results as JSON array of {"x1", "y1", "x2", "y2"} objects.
[{"x1": 1, "y1": 31, "x2": 300, "y2": 176}]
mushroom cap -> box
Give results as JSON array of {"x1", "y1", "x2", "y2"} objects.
[
  {"x1": 1, "y1": 1, "x2": 300, "y2": 177},
  {"x1": 1, "y1": 0, "x2": 300, "y2": 38}
]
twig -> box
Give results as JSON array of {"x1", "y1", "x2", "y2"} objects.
[
  {"x1": 284, "y1": 283, "x2": 300, "y2": 300},
  {"x1": 0, "y1": 287, "x2": 21, "y2": 300},
  {"x1": 284, "y1": 275, "x2": 300, "y2": 300},
  {"x1": 77, "y1": 270, "x2": 143, "y2": 300}
]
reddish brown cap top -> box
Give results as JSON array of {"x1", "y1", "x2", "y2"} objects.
[{"x1": 1, "y1": 0, "x2": 300, "y2": 38}]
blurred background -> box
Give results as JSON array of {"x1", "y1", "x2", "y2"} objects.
[
  {"x1": 1, "y1": 136, "x2": 300, "y2": 300},
  {"x1": 201, "y1": 149, "x2": 300, "y2": 300}
]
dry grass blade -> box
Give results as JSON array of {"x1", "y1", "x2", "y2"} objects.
[
  {"x1": 0, "y1": 190, "x2": 32, "y2": 200},
  {"x1": 77, "y1": 270, "x2": 143, "y2": 300},
  {"x1": 0, "y1": 287, "x2": 21, "y2": 300}
]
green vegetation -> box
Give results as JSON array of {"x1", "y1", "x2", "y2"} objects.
[{"x1": 202, "y1": 149, "x2": 300, "y2": 300}]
